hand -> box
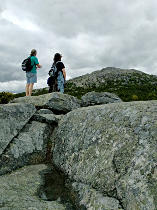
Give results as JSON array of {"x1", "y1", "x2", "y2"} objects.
[{"x1": 37, "y1": 64, "x2": 42, "y2": 68}]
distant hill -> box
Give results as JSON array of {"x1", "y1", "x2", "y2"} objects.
[
  {"x1": 68, "y1": 67, "x2": 155, "y2": 87},
  {"x1": 12, "y1": 67, "x2": 157, "y2": 102},
  {"x1": 65, "y1": 67, "x2": 157, "y2": 101}
]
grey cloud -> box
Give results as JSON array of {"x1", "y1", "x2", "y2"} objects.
[{"x1": 0, "y1": 0, "x2": 157, "y2": 93}]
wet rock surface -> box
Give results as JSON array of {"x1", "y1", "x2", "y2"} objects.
[
  {"x1": 81, "y1": 91, "x2": 122, "y2": 107},
  {"x1": 39, "y1": 166, "x2": 123, "y2": 210},
  {"x1": 0, "y1": 164, "x2": 66, "y2": 210},
  {"x1": 39, "y1": 166, "x2": 79, "y2": 210}
]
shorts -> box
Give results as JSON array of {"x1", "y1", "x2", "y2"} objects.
[{"x1": 26, "y1": 72, "x2": 37, "y2": 84}]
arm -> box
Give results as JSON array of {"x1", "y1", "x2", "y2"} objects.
[
  {"x1": 34, "y1": 57, "x2": 42, "y2": 68},
  {"x1": 62, "y1": 68, "x2": 66, "y2": 80},
  {"x1": 37, "y1": 64, "x2": 42, "y2": 68}
]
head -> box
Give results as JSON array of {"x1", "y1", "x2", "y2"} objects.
[
  {"x1": 53, "y1": 53, "x2": 62, "y2": 63},
  {"x1": 30, "y1": 49, "x2": 37, "y2": 56}
]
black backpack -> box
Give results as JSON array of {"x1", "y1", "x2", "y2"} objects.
[
  {"x1": 22, "y1": 56, "x2": 33, "y2": 72},
  {"x1": 48, "y1": 61, "x2": 61, "y2": 77},
  {"x1": 47, "y1": 61, "x2": 61, "y2": 83}
]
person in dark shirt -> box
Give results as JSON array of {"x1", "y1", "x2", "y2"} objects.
[{"x1": 49, "y1": 53, "x2": 66, "y2": 93}]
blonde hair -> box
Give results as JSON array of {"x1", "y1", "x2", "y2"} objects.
[{"x1": 30, "y1": 49, "x2": 37, "y2": 56}]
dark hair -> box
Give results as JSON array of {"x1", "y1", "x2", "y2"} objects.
[
  {"x1": 53, "y1": 53, "x2": 62, "y2": 63},
  {"x1": 30, "y1": 49, "x2": 37, "y2": 56}
]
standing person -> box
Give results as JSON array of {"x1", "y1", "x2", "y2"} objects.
[
  {"x1": 49, "y1": 53, "x2": 66, "y2": 93},
  {"x1": 25, "y1": 49, "x2": 42, "y2": 96}
]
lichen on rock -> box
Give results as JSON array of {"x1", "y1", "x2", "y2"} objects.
[{"x1": 53, "y1": 100, "x2": 157, "y2": 209}]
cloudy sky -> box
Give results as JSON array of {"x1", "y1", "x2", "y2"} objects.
[{"x1": 0, "y1": 0, "x2": 157, "y2": 93}]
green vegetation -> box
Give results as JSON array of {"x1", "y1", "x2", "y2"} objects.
[
  {"x1": 31, "y1": 87, "x2": 49, "y2": 96},
  {"x1": 1, "y1": 72, "x2": 157, "y2": 104},
  {"x1": 0, "y1": 92, "x2": 15, "y2": 104},
  {"x1": 64, "y1": 77, "x2": 157, "y2": 101},
  {"x1": 14, "y1": 87, "x2": 49, "y2": 99},
  {"x1": 0, "y1": 88, "x2": 49, "y2": 104}
]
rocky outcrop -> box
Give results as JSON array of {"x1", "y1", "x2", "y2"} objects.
[
  {"x1": 67, "y1": 67, "x2": 157, "y2": 88},
  {"x1": 53, "y1": 100, "x2": 157, "y2": 209},
  {"x1": 32, "y1": 113, "x2": 62, "y2": 124},
  {"x1": 0, "y1": 121, "x2": 53, "y2": 175},
  {"x1": 32, "y1": 108, "x2": 63, "y2": 124},
  {"x1": 70, "y1": 182, "x2": 122, "y2": 209},
  {"x1": 0, "y1": 103, "x2": 36, "y2": 155},
  {"x1": 0, "y1": 164, "x2": 65, "y2": 210},
  {"x1": 0, "y1": 92, "x2": 157, "y2": 209},
  {"x1": 81, "y1": 91, "x2": 122, "y2": 106},
  {"x1": 12, "y1": 92, "x2": 81, "y2": 114}
]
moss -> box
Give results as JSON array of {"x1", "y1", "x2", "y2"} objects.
[
  {"x1": 30, "y1": 153, "x2": 44, "y2": 164},
  {"x1": 132, "y1": 95, "x2": 139, "y2": 101}
]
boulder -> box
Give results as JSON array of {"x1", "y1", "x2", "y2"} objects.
[
  {"x1": 32, "y1": 113, "x2": 62, "y2": 124},
  {"x1": 0, "y1": 121, "x2": 53, "y2": 175},
  {"x1": 0, "y1": 103, "x2": 36, "y2": 155},
  {"x1": 81, "y1": 91, "x2": 122, "y2": 107},
  {"x1": 11, "y1": 92, "x2": 81, "y2": 114},
  {"x1": 52, "y1": 100, "x2": 157, "y2": 209},
  {"x1": 37, "y1": 108, "x2": 54, "y2": 114},
  {"x1": 71, "y1": 182, "x2": 122, "y2": 209},
  {"x1": 0, "y1": 164, "x2": 65, "y2": 210}
]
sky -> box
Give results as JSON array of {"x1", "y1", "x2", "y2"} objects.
[{"x1": 0, "y1": 0, "x2": 157, "y2": 93}]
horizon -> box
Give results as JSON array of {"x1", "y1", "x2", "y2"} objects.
[
  {"x1": 0, "y1": 0, "x2": 157, "y2": 93},
  {"x1": 7, "y1": 66, "x2": 157, "y2": 94}
]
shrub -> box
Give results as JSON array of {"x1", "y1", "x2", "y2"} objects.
[
  {"x1": 0, "y1": 92, "x2": 15, "y2": 104},
  {"x1": 132, "y1": 94, "x2": 139, "y2": 101}
]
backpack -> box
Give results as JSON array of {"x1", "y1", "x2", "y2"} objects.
[
  {"x1": 22, "y1": 56, "x2": 33, "y2": 72},
  {"x1": 48, "y1": 61, "x2": 61, "y2": 81}
]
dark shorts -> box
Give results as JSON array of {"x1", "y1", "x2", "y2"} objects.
[{"x1": 26, "y1": 72, "x2": 37, "y2": 84}]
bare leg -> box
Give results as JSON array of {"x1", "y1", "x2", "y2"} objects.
[
  {"x1": 26, "y1": 84, "x2": 30, "y2": 96},
  {"x1": 29, "y1": 83, "x2": 34, "y2": 96}
]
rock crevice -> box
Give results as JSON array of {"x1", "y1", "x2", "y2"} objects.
[{"x1": 0, "y1": 92, "x2": 156, "y2": 209}]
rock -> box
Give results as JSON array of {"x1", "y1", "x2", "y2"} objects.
[
  {"x1": 67, "y1": 67, "x2": 157, "y2": 88},
  {"x1": 0, "y1": 103, "x2": 36, "y2": 155},
  {"x1": 11, "y1": 92, "x2": 81, "y2": 114},
  {"x1": 81, "y1": 91, "x2": 122, "y2": 106},
  {"x1": 52, "y1": 100, "x2": 157, "y2": 209},
  {"x1": 37, "y1": 109, "x2": 54, "y2": 114},
  {"x1": 32, "y1": 113, "x2": 62, "y2": 124},
  {"x1": 0, "y1": 121, "x2": 54, "y2": 175},
  {"x1": 0, "y1": 164, "x2": 65, "y2": 210},
  {"x1": 71, "y1": 182, "x2": 122, "y2": 209}
]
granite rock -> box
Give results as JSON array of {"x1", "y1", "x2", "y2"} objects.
[
  {"x1": 0, "y1": 121, "x2": 53, "y2": 175},
  {"x1": 81, "y1": 91, "x2": 122, "y2": 107},
  {"x1": 53, "y1": 100, "x2": 157, "y2": 209},
  {"x1": 0, "y1": 103, "x2": 36, "y2": 155},
  {"x1": 0, "y1": 164, "x2": 65, "y2": 210},
  {"x1": 11, "y1": 92, "x2": 81, "y2": 114}
]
